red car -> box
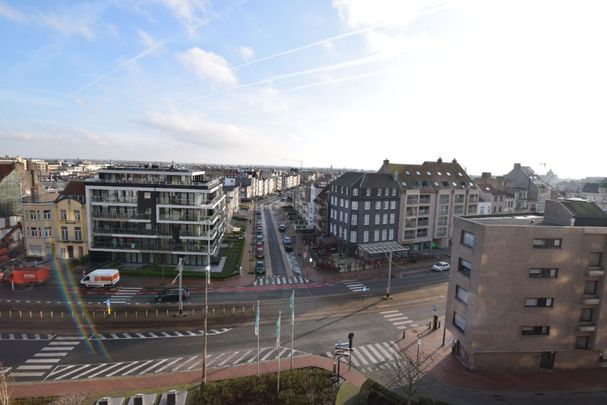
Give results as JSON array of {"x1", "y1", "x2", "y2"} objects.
[
  {"x1": 256, "y1": 241, "x2": 264, "y2": 249},
  {"x1": 255, "y1": 248, "x2": 265, "y2": 259}
]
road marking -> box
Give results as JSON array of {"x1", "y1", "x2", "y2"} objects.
[
  {"x1": 54, "y1": 365, "x2": 91, "y2": 380},
  {"x1": 56, "y1": 336, "x2": 86, "y2": 340},
  {"x1": 174, "y1": 331, "x2": 184, "y2": 337},
  {"x1": 397, "y1": 326, "x2": 408, "y2": 330},
  {"x1": 10, "y1": 372, "x2": 45, "y2": 377},
  {"x1": 217, "y1": 352, "x2": 239, "y2": 367},
  {"x1": 383, "y1": 313, "x2": 405, "y2": 318},
  {"x1": 71, "y1": 363, "x2": 108, "y2": 379},
  {"x1": 358, "y1": 346, "x2": 378, "y2": 363},
  {"x1": 26, "y1": 358, "x2": 61, "y2": 364},
  {"x1": 35, "y1": 352, "x2": 68, "y2": 357},
  {"x1": 49, "y1": 341, "x2": 80, "y2": 346},
  {"x1": 122, "y1": 361, "x2": 154, "y2": 376},
  {"x1": 233, "y1": 350, "x2": 254, "y2": 365},
  {"x1": 379, "y1": 310, "x2": 399, "y2": 314},
  {"x1": 207, "y1": 353, "x2": 226, "y2": 367},
  {"x1": 87, "y1": 362, "x2": 124, "y2": 379},
  {"x1": 16, "y1": 365, "x2": 53, "y2": 371},
  {"x1": 260, "y1": 348, "x2": 276, "y2": 361},
  {"x1": 367, "y1": 344, "x2": 387, "y2": 362},
  {"x1": 138, "y1": 359, "x2": 167, "y2": 375},
  {"x1": 175, "y1": 356, "x2": 199, "y2": 371},
  {"x1": 154, "y1": 357, "x2": 182, "y2": 373},
  {"x1": 277, "y1": 348, "x2": 289, "y2": 358},
  {"x1": 42, "y1": 347, "x2": 75, "y2": 351},
  {"x1": 106, "y1": 362, "x2": 138, "y2": 377},
  {"x1": 136, "y1": 333, "x2": 146, "y2": 338}
]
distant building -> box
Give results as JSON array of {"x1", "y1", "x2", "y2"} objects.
[
  {"x1": 85, "y1": 166, "x2": 226, "y2": 268},
  {"x1": 579, "y1": 179, "x2": 607, "y2": 212},
  {"x1": 446, "y1": 199, "x2": 607, "y2": 371},
  {"x1": 0, "y1": 163, "x2": 23, "y2": 217},
  {"x1": 504, "y1": 163, "x2": 550, "y2": 212},
  {"x1": 54, "y1": 181, "x2": 88, "y2": 260}
]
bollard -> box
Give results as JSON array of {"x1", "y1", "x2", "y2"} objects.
[
  {"x1": 9, "y1": 310, "x2": 12, "y2": 318},
  {"x1": 19, "y1": 310, "x2": 22, "y2": 319},
  {"x1": 39, "y1": 310, "x2": 42, "y2": 319},
  {"x1": 114, "y1": 311, "x2": 116, "y2": 319},
  {"x1": 61, "y1": 311, "x2": 64, "y2": 318},
  {"x1": 166, "y1": 309, "x2": 169, "y2": 317},
  {"x1": 156, "y1": 309, "x2": 159, "y2": 317},
  {"x1": 124, "y1": 311, "x2": 127, "y2": 319},
  {"x1": 29, "y1": 310, "x2": 32, "y2": 319},
  {"x1": 213, "y1": 307, "x2": 215, "y2": 314},
  {"x1": 224, "y1": 306, "x2": 226, "y2": 314},
  {"x1": 51, "y1": 311, "x2": 53, "y2": 319},
  {"x1": 146, "y1": 310, "x2": 148, "y2": 318},
  {"x1": 192, "y1": 309, "x2": 195, "y2": 316},
  {"x1": 242, "y1": 306, "x2": 245, "y2": 313},
  {"x1": 135, "y1": 311, "x2": 138, "y2": 318}
]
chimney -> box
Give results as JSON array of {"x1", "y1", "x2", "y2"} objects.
[
  {"x1": 383, "y1": 158, "x2": 390, "y2": 168},
  {"x1": 452, "y1": 158, "x2": 457, "y2": 164},
  {"x1": 481, "y1": 172, "x2": 492, "y2": 183},
  {"x1": 514, "y1": 163, "x2": 521, "y2": 169},
  {"x1": 437, "y1": 157, "x2": 443, "y2": 163}
]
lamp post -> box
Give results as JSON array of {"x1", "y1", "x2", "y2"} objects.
[
  {"x1": 202, "y1": 224, "x2": 211, "y2": 384},
  {"x1": 177, "y1": 258, "x2": 183, "y2": 316},
  {"x1": 386, "y1": 250, "x2": 393, "y2": 299}
]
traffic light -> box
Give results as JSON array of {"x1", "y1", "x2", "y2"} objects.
[{"x1": 348, "y1": 332, "x2": 354, "y2": 350}]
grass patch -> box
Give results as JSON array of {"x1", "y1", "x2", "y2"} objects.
[{"x1": 197, "y1": 367, "x2": 335, "y2": 405}]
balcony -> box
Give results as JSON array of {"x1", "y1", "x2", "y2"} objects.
[
  {"x1": 586, "y1": 267, "x2": 605, "y2": 277},
  {"x1": 582, "y1": 296, "x2": 600, "y2": 305},
  {"x1": 90, "y1": 196, "x2": 137, "y2": 204},
  {"x1": 92, "y1": 212, "x2": 150, "y2": 221},
  {"x1": 577, "y1": 322, "x2": 597, "y2": 332},
  {"x1": 93, "y1": 227, "x2": 158, "y2": 236}
]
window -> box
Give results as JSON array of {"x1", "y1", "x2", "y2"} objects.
[
  {"x1": 43, "y1": 210, "x2": 51, "y2": 220},
  {"x1": 417, "y1": 228, "x2": 428, "y2": 238},
  {"x1": 61, "y1": 226, "x2": 68, "y2": 240},
  {"x1": 43, "y1": 227, "x2": 52, "y2": 237},
  {"x1": 352, "y1": 214, "x2": 358, "y2": 225},
  {"x1": 364, "y1": 201, "x2": 371, "y2": 210},
  {"x1": 436, "y1": 227, "x2": 447, "y2": 237},
  {"x1": 580, "y1": 308, "x2": 594, "y2": 322},
  {"x1": 353, "y1": 188, "x2": 359, "y2": 196},
  {"x1": 339, "y1": 211, "x2": 343, "y2": 222},
  {"x1": 375, "y1": 201, "x2": 381, "y2": 210},
  {"x1": 350, "y1": 231, "x2": 357, "y2": 243},
  {"x1": 521, "y1": 326, "x2": 550, "y2": 336},
  {"x1": 375, "y1": 214, "x2": 380, "y2": 225},
  {"x1": 437, "y1": 216, "x2": 448, "y2": 226},
  {"x1": 404, "y1": 230, "x2": 416, "y2": 240},
  {"x1": 392, "y1": 188, "x2": 397, "y2": 196},
  {"x1": 30, "y1": 227, "x2": 39, "y2": 237},
  {"x1": 366, "y1": 188, "x2": 371, "y2": 197},
  {"x1": 374, "y1": 230, "x2": 380, "y2": 242},
  {"x1": 144, "y1": 192, "x2": 151, "y2": 199},
  {"x1": 575, "y1": 336, "x2": 590, "y2": 350},
  {"x1": 453, "y1": 312, "x2": 466, "y2": 333},
  {"x1": 60, "y1": 209, "x2": 67, "y2": 220},
  {"x1": 74, "y1": 210, "x2": 81, "y2": 221},
  {"x1": 75, "y1": 227, "x2": 82, "y2": 241},
  {"x1": 528, "y1": 268, "x2": 558, "y2": 278},
  {"x1": 406, "y1": 207, "x2": 418, "y2": 216},
  {"x1": 345, "y1": 200, "x2": 349, "y2": 209},
  {"x1": 28, "y1": 210, "x2": 36, "y2": 220},
  {"x1": 363, "y1": 231, "x2": 369, "y2": 243},
  {"x1": 533, "y1": 238, "x2": 562, "y2": 249},
  {"x1": 406, "y1": 195, "x2": 418, "y2": 205},
  {"x1": 389, "y1": 213, "x2": 395, "y2": 224},
  {"x1": 352, "y1": 201, "x2": 358, "y2": 210},
  {"x1": 383, "y1": 201, "x2": 389, "y2": 209},
  {"x1": 377, "y1": 188, "x2": 382, "y2": 197},
  {"x1": 589, "y1": 252, "x2": 602, "y2": 267},
  {"x1": 390, "y1": 201, "x2": 396, "y2": 210},
  {"x1": 385, "y1": 187, "x2": 390, "y2": 196},
  {"x1": 461, "y1": 231, "x2": 475, "y2": 248},
  {"x1": 584, "y1": 281, "x2": 598, "y2": 295},
  {"x1": 364, "y1": 214, "x2": 370, "y2": 225},
  {"x1": 456, "y1": 285, "x2": 469, "y2": 304},
  {"x1": 453, "y1": 205, "x2": 464, "y2": 215},
  {"x1": 388, "y1": 229, "x2": 394, "y2": 240},
  {"x1": 458, "y1": 258, "x2": 472, "y2": 277},
  {"x1": 439, "y1": 195, "x2": 449, "y2": 204},
  {"x1": 525, "y1": 298, "x2": 554, "y2": 307},
  {"x1": 340, "y1": 198, "x2": 344, "y2": 207},
  {"x1": 382, "y1": 214, "x2": 388, "y2": 224}
]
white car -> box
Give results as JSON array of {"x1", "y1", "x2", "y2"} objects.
[{"x1": 432, "y1": 261, "x2": 450, "y2": 272}]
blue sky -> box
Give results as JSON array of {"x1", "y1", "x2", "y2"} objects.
[{"x1": 1, "y1": 0, "x2": 606, "y2": 179}]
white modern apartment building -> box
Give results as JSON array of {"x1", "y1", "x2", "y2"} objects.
[{"x1": 85, "y1": 166, "x2": 226, "y2": 268}]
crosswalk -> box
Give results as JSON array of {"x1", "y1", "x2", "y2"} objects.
[
  {"x1": 326, "y1": 341, "x2": 402, "y2": 374},
  {"x1": 0, "y1": 333, "x2": 55, "y2": 341},
  {"x1": 286, "y1": 253, "x2": 302, "y2": 275},
  {"x1": 380, "y1": 309, "x2": 419, "y2": 330},
  {"x1": 253, "y1": 275, "x2": 309, "y2": 286},
  {"x1": 343, "y1": 280, "x2": 369, "y2": 293},
  {"x1": 109, "y1": 287, "x2": 141, "y2": 304},
  {"x1": 43, "y1": 347, "x2": 307, "y2": 381},
  {"x1": 10, "y1": 336, "x2": 84, "y2": 379},
  {"x1": 91, "y1": 328, "x2": 231, "y2": 340}
]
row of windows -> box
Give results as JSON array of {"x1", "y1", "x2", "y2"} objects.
[
  {"x1": 331, "y1": 197, "x2": 397, "y2": 211},
  {"x1": 28, "y1": 209, "x2": 80, "y2": 221},
  {"x1": 29, "y1": 226, "x2": 82, "y2": 240},
  {"x1": 330, "y1": 224, "x2": 395, "y2": 242},
  {"x1": 331, "y1": 185, "x2": 398, "y2": 197},
  {"x1": 331, "y1": 211, "x2": 396, "y2": 225}
]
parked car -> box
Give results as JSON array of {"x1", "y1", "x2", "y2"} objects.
[
  {"x1": 155, "y1": 287, "x2": 190, "y2": 302},
  {"x1": 431, "y1": 261, "x2": 450, "y2": 272},
  {"x1": 256, "y1": 232, "x2": 263, "y2": 240},
  {"x1": 255, "y1": 260, "x2": 265, "y2": 275},
  {"x1": 283, "y1": 236, "x2": 293, "y2": 252},
  {"x1": 278, "y1": 224, "x2": 286, "y2": 232},
  {"x1": 255, "y1": 248, "x2": 265, "y2": 259},
  {"x1": 256, "y1": 241, "x2": 264, "y2": 249}
]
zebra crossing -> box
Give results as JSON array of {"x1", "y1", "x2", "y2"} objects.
[
  {"x1": 343, "y1": 280, "x2": 369, "y2": 293},
  {"x1": 286, "y1": 253, "x2": 302, "y2": 275},
  {"x1": 253, "y1": 275, "x2": 309, "y2": 286},
  {"x1": 10, "y1": 336, "x2": 85, "y2": 379},
  {"x1": 91, "y1": 328, "x2": 231, "y2": 340},
  {"x1": 43, "y1": 346, "x2": 307, "y2": 381},
  {"x1": 326, "y1": 341, "x2": 402, "y2": 374},
  {"x1": 380, "y1": 309, "x2": 419, "y2": 330},
  {"x1": 109, "y1": 287, "x2": 141, "y2": 304},
  {"x1": 0, "y1": 333, "x2": 55, "y2": 341}
]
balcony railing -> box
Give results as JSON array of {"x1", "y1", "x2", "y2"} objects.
[
  {"x1": 91, "y1": 241, "x2": 216, "y2": 253},
  {"x1": 90, "y1": 196, "x2": 138, "y2": 204},
  {"x1": 92, "y1": 212, "x2": 151, "y2": 221},
  {"x1": 577, "y1": 322, "x2": 597, "y2": 332},
  {"x1": 93, "y1": 227, "x2": 158, "y2": 236},
  {"x1": 89, "y1": 177, "x2": 220, "y2": 188}
]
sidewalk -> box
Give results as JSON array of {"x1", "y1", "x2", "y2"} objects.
[{"x1": 12, "y1": 354, "x2": 367, "y2": 400}]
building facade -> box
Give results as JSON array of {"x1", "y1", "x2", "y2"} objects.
[
  {"x1": 0, "y1": 163, "x2": 24, "y2": 217},
  {"x1": 54, "y1": 181, "x2": 88, "y2": 260},
  {"x1": 85, "y1": 166, "x2": 226, "y2": 268},
  {"x1": 446, "y1": 200, "x2": 607, "y2": 370},
  {"x1": 504, "y1": 163, "x2": 550, "y2": 213},
  {"x1": 379, "y1": 158, "x2": 480, "y2": 251},
  {"x1": 22, "y1": 193, "x2": 58, "y2": 258},
  {"x1": 328, "y1": 172, "x2": 400, "y2": 252}
]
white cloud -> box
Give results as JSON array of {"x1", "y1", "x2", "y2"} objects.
[
  {"x1": 332, "y1": 0, "x2": 446, "y2": 28},
  {"x1": 239, "y1": 46, "x2": 255, "y2": 60},
  {"x1": 39, "y1": 12, "x2": 97, "y2": 40},
  {"x1": 140, "y1": 109, "x2": 249, "y2": 147},
  {"x1": 157, "y1": 0, "x2": 207, "y2": 33},
  {"x1": 0, "y1": 1, "x2": 26, "y2": 22},
  {"x1": 176, "y1": 47, "x2": 238, "y2": 86}
]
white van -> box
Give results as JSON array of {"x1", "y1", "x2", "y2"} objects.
[{"x1": 80, "y1": 269, "x2": 120, "y2": 289}]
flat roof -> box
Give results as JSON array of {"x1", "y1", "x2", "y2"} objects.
[
  {"x1": 464, "y1": 214, "x2": 544, "y2": 226},
  {"x1": 358, "y1": 241, "x2": 408, "y2": 255}
]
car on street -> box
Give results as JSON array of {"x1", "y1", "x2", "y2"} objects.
[
  {"x1": 256, "y1": 232, "x2": 263, "y2": 240},
  {"x1": 256, "y1": 241, "x2": 264, "y2": 249},
  {"x1": 279, "y1": 224, "x2": 286, "y2": 232},
  {"x1": 255, "y1": 260, "x2": 265, "y2": 275},
  {"x1": 431, "y1": 261, "x2": 450, "y2": 272},
  {"x1": 155, "y1": 287, "x2": 190, "y2": 302},
  {"x1": 255, "y1": 247, "x2": 265, "y2": 259},
  {"x1": 283, "y1": 236, "x2": 293, "y2": 252}
]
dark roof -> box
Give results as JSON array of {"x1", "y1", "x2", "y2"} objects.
[
  {"x1": 515, "y1": 165, "x2": 548, "y2": 189},
  {"x1": 61, "y1": 180, "x2": 85, "y2": 196},
  {"x1": 332, "y1": 172, "x2": 399, "y2": 189},
  {"x1": 381, "y1": 160, "x2": 475, "y2": 190},
  {"x1": 560, "y1": 200, "x2": 607, "y2": 219},
  {"x1": 477, "y1": 183, "x2": 513, "y2": 197},
  {"x1": 0, "y1": 163, "x2": 15, "y2": 182},
  {"x1": 582, "y1": 180, "x2": 607, "y2": 193}
]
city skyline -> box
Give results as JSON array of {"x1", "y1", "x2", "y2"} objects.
[{"x1": 1, "y1": 0, "x2": 607, "y2": 178}]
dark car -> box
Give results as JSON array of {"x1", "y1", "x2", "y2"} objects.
[
  {"x1": 255, "y1": 260, "x2": 265, "y2": 275},
  {"x1": 255, "y1": 247, "x2": 265, "y2": 259},
  {"x1": 155, "y1": 287, "x2": 189, "y2": 302},
  {"x1": 278, "y1": 224, "x2": 286, "y2": 232}
]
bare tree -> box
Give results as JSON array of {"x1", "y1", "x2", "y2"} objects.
[
  {"x1": 0, "y1": 363, "x2": 13, "y2": 405},
  {"x1": 382, "y1": 343, "x2": 434, "y2": 405},
  {"x1": 49, "y1": 393, "x2": 88, "y2": 405}
]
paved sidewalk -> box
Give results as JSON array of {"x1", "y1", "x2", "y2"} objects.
[{"x1": 12, "y1": 354, "x2": 367, "y2": 400}]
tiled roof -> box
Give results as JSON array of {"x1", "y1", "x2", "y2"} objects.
[
  {"x1": 383, "y1": 160, "x2": 476, "y2": 190},
  {"x1": 332, "y1": 172, "x2": 399, "y2": 189},
  {"x1": 61, "y1": 180, "x2": 85, "y2": 196},
  {"x1": 477, "y1": 183, "x2": 514, "y2": 197},
  {"x1": 0, "y1": 163, "x2": 15, "y2": 182}
]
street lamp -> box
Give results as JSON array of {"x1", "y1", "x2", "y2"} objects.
[
  {"x1": 386, "y1": 250, "x2": 393, "y2": 299},
  {"x1": 202, "y1": 224, "x2": 211, "y2": 384}
]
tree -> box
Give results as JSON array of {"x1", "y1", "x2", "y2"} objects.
[
  {"x1": 49, "y1": 394, "x2": 88, "y2": 404},
  {"x1": 0, "y1": 363, "x2": 13, "y2": 405},
  {"x1": 382, "y1": 343, "x2": 434, "y2": 405}
]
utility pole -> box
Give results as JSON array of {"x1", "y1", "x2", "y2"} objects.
[
  {"x1": 386, "y1": 250, "x2": 393, "y2": 299},
  {"x1": 177, "y1": 258, "x2": 183, "y2": 316},
  {"x1": 202, "y1": 223, "x2": 211, "y2": 384}
]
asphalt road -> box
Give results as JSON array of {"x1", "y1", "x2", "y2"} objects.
[{"x1": 263, "y1": 204, "x2": 286, "y2": 277}]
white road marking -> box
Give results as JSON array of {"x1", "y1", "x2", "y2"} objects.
[{"x1": 379, "y1": 310, "x2": 399, "y2": 314}]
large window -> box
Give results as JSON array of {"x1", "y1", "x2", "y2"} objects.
[
  {"x1": 364, "y1": 214, "x2": 370, "y2": 225},
  {"x1": 458, "y1": 258, "x2": 472, "y2": 277},
  {"x1": 575, "y1": 336, "x2": 590, "y2": 350},
  {"x1": 43, "y1": 210, "x2": 51, "y2": 220},
  {"x1": 406, "y1": 195, "x2": 418, "y2": 205},
  {"x1": 61, "y1": 226, "x2": 68, "y2": 240},
  {"x1": 533, "y1": 238, "x2": 562, "y2": 249},
  {"x1": 525, "y1": 298, "x2": 553, "y2": 307},
  {"x1": 350, "y1": 231, "x2": 357, "y2": 243},
  {"x1": 374, "y1": 214, "x2": 380, "y2": 225},
  {"x1": 352, "y1": 201, "x2": 358, "y2": 210},
  {"x1": 589, "y1": 252, "x2": 602, "y2": 267},
  {"x1": 74, "y1": 210, "x2": 81, "y2": 221},
  {"x1": 584, "y1": 281, "x2": 598, "y2": 295},
  {"x1": 75, "y1": 227, "x2": 82, "y2": 241},
  {"x1": 521, "y1": 326, "x2": 550, "y2": 336},
  {"x1": 461, "y1": 231, "x2": 475, "y2": 248},
  {"x1": 529, "y1": 268, "x2": 558, "y2": 278},
  {"x1": 375, "y1": 201, "x2": 381, "y2": 210},
  {"x1": 60, "y1": 209, "x2": 67, "y2": 220},
  {"x1": 352, "y1": 188, "x2": 358, "y2": 196},
  {"x1": 455, "y1": 285, "x2": 469, "y2": 304},
  {"x1": 580, "y1": 308, "x2": 594, "y2": 322},
  {"x1": 364, "y1": 201, "x2": 370, "y2": 210},
  {"x1": 351, "y1": 214, "x2": 358, "y2": 226},
  {"x1": 374, "y1": 230, "x2": 380, "y2": 242},
  {"x1": 363, "y1": 231, "x2": 369, "y2": 243},
  {"x1": 404, "y1": 230, "x2": 416, "y2": 240},
  {"x1": 389, "y1": 213, "x2": 395, "y2": 224},
  {"x1": 453, "y1": 312, "x2": 466, "y2": 333}
]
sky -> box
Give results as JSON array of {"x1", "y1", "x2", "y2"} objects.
[{"x1": 0, "y1": 0, "x2": 606, "y2": 179}]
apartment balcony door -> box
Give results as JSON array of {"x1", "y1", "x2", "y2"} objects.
[
  {"x1": 540, "y1": 351, "x2": 555, "y2": 370},
  {"x1": 67, "y1": 246, "x2": 74, "y2": 259}
]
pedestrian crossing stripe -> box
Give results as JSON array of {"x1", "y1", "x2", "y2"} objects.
[
  {"x1": 0, "y1": 333, "x2": 55, "y2": 340},
  {"x1": 110, "y1": 287, "x2": 142, "y2": 303},
  {"x1": 92, "y1": 328, "x2": 231, "y2": 340},
  {"x1": 380, "y1": 310, "x2": 419, "y2": 330},
  {"x1": 343, "y1": 280, "x2": 369, "y2": 293},
  {"x1": 253, "y1": 275, "x2": 309, "y2": 286},
  {"x1": 41, "y1": 347, "x2": 308, "y2": 381},
  {"x1": 326, "y1": 341, "x2": 402, "y2": 373}
]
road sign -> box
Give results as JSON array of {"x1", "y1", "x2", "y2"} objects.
[
  {"x1": 432, "y1": 304, "x2": 437, "y2": 315},
  {"x1": 335, "y1": 342, "x2": 350, "y2": 350}
]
